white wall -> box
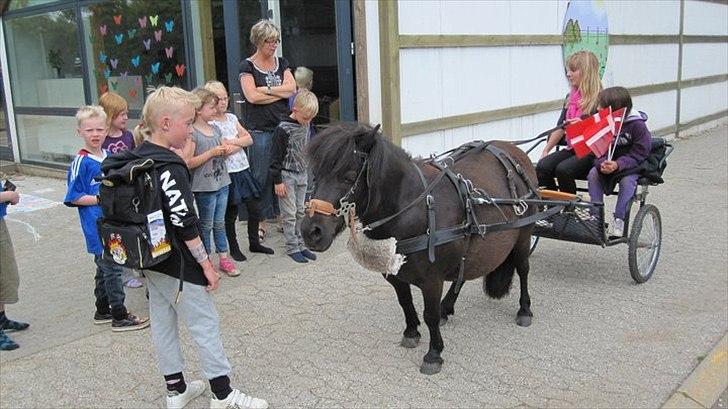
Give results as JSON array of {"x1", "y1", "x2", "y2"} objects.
[{"x1": 365, "y1": 0, "x2": 728, "y2": 158}]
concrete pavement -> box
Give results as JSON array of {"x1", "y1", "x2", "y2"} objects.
[{"x1": 0, "y1": 124, "x2": 726, "y2": 408}]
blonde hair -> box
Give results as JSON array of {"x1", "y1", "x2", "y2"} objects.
[
  {"x1": 191, "y1": 87, "x2": 219, "y2": 111},
  {"x1": 98, "y1": 92, "x2": 128, "y2": 127},
  {"x1": 293, "y1": 89, "x2": 319, "y2": 117},
  {"x1": 294, "y1": 67, "x2": 313, "y2": 90},
  {"x1": 566, "y1": 51, "x2": 602, "y2": 114},
  {"x1": 132, "y1": 87, "x2": 199, "y2": 144},
  {"x1": 204, "y1": 80, "x2": 227, "y2": 95},
  {"x1": 75, "y1": 105, "x2": 107, "y2": 126},
  {"x1": 249, "y1": 19, "x2": 280, "y2": 47}
]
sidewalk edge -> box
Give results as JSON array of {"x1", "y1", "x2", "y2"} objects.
[{"x1": 663, "y1": 332, "x2": 728, "y2": 409}]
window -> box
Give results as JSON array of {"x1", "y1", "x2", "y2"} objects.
[
  {"x1": 81, "y1": 0, "x2": 190, "y2": 109},
  {"x1": 4, "y1": 9, "x2": 84, "y2": 108}
]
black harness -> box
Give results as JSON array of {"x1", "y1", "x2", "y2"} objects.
[{"x1": 359, "y1": 141, "x2": 562, "y2": 292}]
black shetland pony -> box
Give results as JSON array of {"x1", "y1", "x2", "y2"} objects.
[{"x1": 301, "y1": 123, "x2": 537, "y2": 375}]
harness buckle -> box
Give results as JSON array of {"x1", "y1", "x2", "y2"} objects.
[
  {"x1": 513, "y1": 199, "x2": 528, "y2": 216},
  {"x1": 477, "y1": 224, "x2": 487, "y2": 236}
]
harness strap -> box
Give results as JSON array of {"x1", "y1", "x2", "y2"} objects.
[
  {"x1": 426, "y1": 195, "x2": 436, "y2": 263},
  {"x1": 365, "y1": 166, "x2": 448, "y2": 231},
  {"x1": 395, "y1": 204, "x2": 565, "y2": 256}
]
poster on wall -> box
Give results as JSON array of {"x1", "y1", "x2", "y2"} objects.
[
  {"x1": 562, "y1": 0, "x2": 609, "y2": 77},
  {"x1": 86, "y1": 1, "x2": 188, "y2": 109}
]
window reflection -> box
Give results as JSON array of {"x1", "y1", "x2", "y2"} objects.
[{"x1": 5, "y1": 10, "x2": 84, "y2": 108}]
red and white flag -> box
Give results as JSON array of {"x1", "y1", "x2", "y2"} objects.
[
  {"x1": 608, "y1": 108, "x2": 627, "y2": 160},
  {"x1": 584, "y1": 107, "x2": 615, "y2": 158},
  {"x1": 565, "y1": 108, "x2": 610, "y2": 158}
]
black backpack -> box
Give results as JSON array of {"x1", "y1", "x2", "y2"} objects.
[{"x1": 96, "y1": 156, "x2": 172, "y2": 269}]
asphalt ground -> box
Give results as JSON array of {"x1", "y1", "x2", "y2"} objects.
[{"x1": 0, "y1": 125, "x2": 726, "y2": 408}]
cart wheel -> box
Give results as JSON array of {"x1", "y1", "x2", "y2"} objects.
[
  {"x1": 529, "y1": 235, "x2": 540, "y2": 255},
  {"x1": 628, "y1": 204, "x2": 662, "y2": 283}
]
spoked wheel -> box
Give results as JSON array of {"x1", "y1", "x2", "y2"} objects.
[
  {"x1": 628, "y1": 204, "x2": 662, "y2": 283},
  {"x1": 529, "y1": 235, "x2": 540, "y2": 255}
]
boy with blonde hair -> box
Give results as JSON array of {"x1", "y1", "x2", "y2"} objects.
[
  {"x1": 64, "y1": 106, "x2": 149, "y2": 331},
  {"x1": 270, "y1": 89, "x2": 319, "y2": 263}
]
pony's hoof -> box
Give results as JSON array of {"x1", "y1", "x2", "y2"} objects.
[
  {"x1": 516, "y1": 315, "x2": 532, "y2": 327},
  {"x1": 439, "y1": 316, "x2": 448, "y2": 326},
  {"x1": 400, "y1": 335, "x2": 420, "y2": 348},
  {"x1": 420, "y1": 360, "x2": 443, "y2": 375}
]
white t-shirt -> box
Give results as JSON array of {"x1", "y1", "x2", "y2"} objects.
[{"x1": 210, "y1": 113, "x2": 250, "y2": 173}]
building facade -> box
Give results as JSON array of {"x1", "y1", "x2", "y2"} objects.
[{"x1": 1, "y1": 0, "x2": 726, "y2": 168}]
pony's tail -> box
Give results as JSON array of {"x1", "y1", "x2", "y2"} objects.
[{"x1": 483, "y1": 257, "x2": 515, "y2": 299}]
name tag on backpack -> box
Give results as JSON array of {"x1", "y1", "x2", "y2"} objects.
[{"x1": 147, "y1": 210, "x2": 171, "y2": 258}]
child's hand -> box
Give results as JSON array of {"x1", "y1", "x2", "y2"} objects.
[
  {"x1": 0, "y1": 190, "x2": 20, "y2": 205},
  {"x1": 202, "y1": 261, "x2": 220, "y2": 291},
  {"x1": 600, "y1": 160, "x2": 619, "y2": 174},
  {"x1": 274, "y1": 183, "x2": 286, "y2": 198},
  {"x1": 213, "y1": 145, "x2": 227, "y2": 157}
]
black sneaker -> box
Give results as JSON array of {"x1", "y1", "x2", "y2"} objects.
[
  {"x1": 111, "y1": 313, "x2": 150, "y2": 332},
  {"x1": 300, "y1": 249, "x2": 317, "y2": 261},
  {"x1": 93, "y1": 312, "x2": 113, "y2": 325}
]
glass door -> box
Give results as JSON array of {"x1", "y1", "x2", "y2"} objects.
[
  {"x1": 0, "y1": 61, "x2": 11, "y2": 161},
  {"x1": 220, "y1": 0, "x2": 355, "y2": 123}
]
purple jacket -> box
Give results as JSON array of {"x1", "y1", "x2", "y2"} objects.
[{"x1": 593, "y1": 111, "x2": 652, "y2": 172}]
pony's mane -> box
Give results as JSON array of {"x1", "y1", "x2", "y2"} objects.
[{"x1": 308, "y1": 122, "x2": 412, "y2": 181}]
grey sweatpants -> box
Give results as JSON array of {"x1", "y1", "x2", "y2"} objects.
[
  {"x1": 146, "y1": 271, "x2": 231, "y2": 379},
  {"x1": 280, "y1": 170, "x2": 308, "y2": 255}
]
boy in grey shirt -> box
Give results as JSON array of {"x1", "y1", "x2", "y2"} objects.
[{"x1": 270, "y1": 90, "x2": 319, "y2": 263}]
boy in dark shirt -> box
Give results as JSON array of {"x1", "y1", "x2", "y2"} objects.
[{"x1": 270, "y1": 90, "x2": 319, "y2": 263}]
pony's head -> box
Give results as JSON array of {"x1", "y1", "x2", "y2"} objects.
[{"x1": 302, "y1": 122, "x2": 398, "y2": 251}]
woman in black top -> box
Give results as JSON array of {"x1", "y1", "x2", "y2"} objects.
[{"x1": 239, "y1": 19, "x2": 296, "y2": 237}]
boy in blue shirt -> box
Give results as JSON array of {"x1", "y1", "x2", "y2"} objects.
[{"x1": 64, "y1": 106, "x2": 148, "y2": 332}]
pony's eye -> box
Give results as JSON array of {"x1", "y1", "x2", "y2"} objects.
[{"x1": 342, "y1": 171, "x2": 357, "y2": 183}]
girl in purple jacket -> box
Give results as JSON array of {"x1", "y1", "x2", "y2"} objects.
[{"x1": 587, "y1": 86, "x2": 652, "y2": 237}]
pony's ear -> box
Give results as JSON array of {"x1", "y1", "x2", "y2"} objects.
[{"x1": 357, "y1": 124, "x2": 381, "y2": 153}]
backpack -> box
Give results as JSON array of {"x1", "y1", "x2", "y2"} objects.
[{"x1": 96, "y1": 156, "x2": 172, "y2": 269}]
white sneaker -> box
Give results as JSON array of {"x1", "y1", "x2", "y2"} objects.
[
  {"x1": 210, "y1": 388, "x2": 268, "y2": 409},
  {"x1": 612, "y1": 218, "x2": 624, "y2": 237},
  {"x1": 166, "y1": 380, "x2": 206, "y2": 409}
]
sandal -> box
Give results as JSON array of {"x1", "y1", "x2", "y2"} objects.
[{"x1": 258, "y1": 227, "x2": 266, "y2": 242}]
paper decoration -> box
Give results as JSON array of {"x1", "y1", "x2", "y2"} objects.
[
  {"x1": 99, "y1": 51, "x2": 107, "y2": 64},
  {"x1": 110, "y1": 58, "x2": 118, "y2": 69},
  {"x1": 165, "y1": 47, "x2": 174, "y2": 59},
  {"x1": 165, "y1": 20, "x2": 174, "y2": 33},
  {"x1": 104, "y1": 68, "x2": 111, "y2": 79},
  {"x1": 150, "y1": 15, "x2": 159, "y2": 26},
  {"x1": 151, "y1": 62, "x2": 161, "y2": 74},
  {"x1": 120, "y1": 71, "x2": 128, "y2": 80},
  {"x1": 175, "y1": 64, "x2": 185, "y2": 77},
  {"x1": 114, "y1": 33, "x2": 124, "y2": 45},
  {"x1": 143, "y1": 38, "x2": 151, "y2": 50},
  {"x1": 100, "y1": 84, "x2": 109, "y2": 94},
  {"x1": 134, "y1": 77, "x2": 142, "y2": 86},
  {"x1": 154, "y1": 30, "x2": 162, "y2": 42},
  {"x1": 110, "y1": 80, "x2": 119, "y2": 90},
  {"x1": 131, "y1": 55, "x2": 141, "y2": 68},
  {"x1": 100, "y1": 25, "x2": 107, "y2": 36},
  {"x1": 128, "y1": 89, "x2": 138, "y2": 98},
  {"x1": 127, "y1": 28, "x2": 137, "y2": 39},
  {"x1": 138, "y1": 16, "x2": 148, "y2": 28},
  {"x1": 164, "y1": 73, "x2": 173, "y2": 83},
  {"x1": 113, "y1": 15, "x2": 122, "y2": 25},
  {"x1": 145, "y1": 73, "x2": 153, "y2": 83}
]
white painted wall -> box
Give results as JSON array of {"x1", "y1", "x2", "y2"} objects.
[{"x1": 364, "y1": 0, "x2": 728, "y2": 159}]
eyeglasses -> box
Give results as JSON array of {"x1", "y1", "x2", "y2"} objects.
[{"x1": 264, "y1": 38, "x2": 280, "y2": 45}]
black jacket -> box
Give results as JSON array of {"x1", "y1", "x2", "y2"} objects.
[{"x1": 103, "y1": 142, "x2": 207, "y2": 285}]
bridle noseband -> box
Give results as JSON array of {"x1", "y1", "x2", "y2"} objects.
[{"x1": 305, "y1": 147, "x2": 369, "y2": 229}]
